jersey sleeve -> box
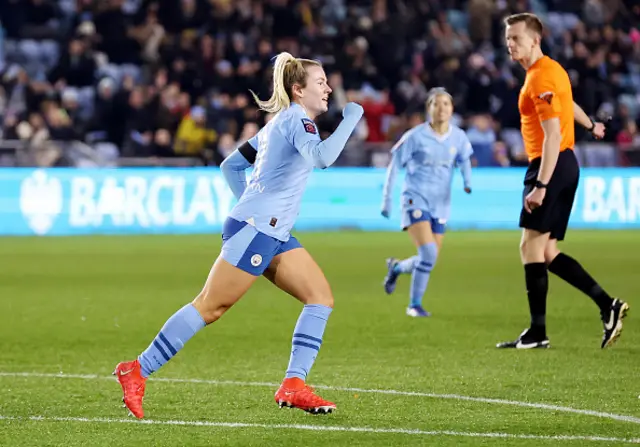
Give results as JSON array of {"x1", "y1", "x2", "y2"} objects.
[
  {"x1": 247, "y1": 133, "x2": 259, "y2": 150},
  {"x1": 529, "y1": 71, "x2": 562, "y2": 121},
  {"x1": 286, "y1": 114, "x2": 322, "y2": 154},
  {"x1": 456, "y1": 131, "x2": 473, "y2": 189},
  {"x1": 390, "y1": 130, "x2": 413, "y2": 168},
  {"x1": 220, "y1": 146, "x2": 252, "y2": 200},
  {"x1": 455, "y1": 131, "x2": 474, "y2": 163}
]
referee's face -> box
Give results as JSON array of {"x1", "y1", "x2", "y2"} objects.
[{"x1": 505, "y1": 22, "x2": 537, "y2": 63}]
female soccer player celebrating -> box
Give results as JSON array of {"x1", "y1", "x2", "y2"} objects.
[
  {"x1": 113, "y1": 52, "x2": 364, "y2": 417},
  {"x1": 381, "y1": 88, "x2": 473, "y2": 317}
]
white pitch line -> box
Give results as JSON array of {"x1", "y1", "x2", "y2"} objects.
[
  {"x1": 2, "y1": 371, "x2": 640, "y2": 426},
  {"x1": 0, "y1": 415, "x2": 638, "y2": 444}
]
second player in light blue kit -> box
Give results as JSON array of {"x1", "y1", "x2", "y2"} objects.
[
  {"x1": 381, "y1": 88, "x2": 473, "y2": 317},
  {"x1": 113, "y1": 52, "x2": 364, "y2": 417}
]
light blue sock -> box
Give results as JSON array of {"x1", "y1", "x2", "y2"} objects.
[
  {"x1": 394, "y1": 256, "x2": 418, "y2": 274},
  {"x1": 285, "y1": 304, "x2": 332, "y2": 380},
  {"x1": 410, "y1": 243, "x2": 438, "y2": 308},
  {"x1": 138, "y1": 304, "x2": 206, "y2": 378}
]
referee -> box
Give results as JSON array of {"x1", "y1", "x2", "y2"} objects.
[{"x1": 496, "y1": 13, "x2": 629, "y2": 349}]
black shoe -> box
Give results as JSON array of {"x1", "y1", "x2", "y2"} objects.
[
  {"x1": 601, "y1": 298, "x2": 629, "y2": 349},
  {"x1": 383, "y1": 258, "x2": 399, "y2": 295},
  {"x1": 496, "y1": 328, "x2": 550, "y2": 349}
]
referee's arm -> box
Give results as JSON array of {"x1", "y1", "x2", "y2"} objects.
[
  {"x1": 532, "y1": 72, "x2": 563, "y2": 185},
  {"x1": 574, "y1": 101, "x2": 606, "y2": 139},
  {"x1": 573, "y1": 101, "x2": 594, "y2": 130},
  {"x1": 538, "y1": 118, "x2": 562, "y2": 185}
]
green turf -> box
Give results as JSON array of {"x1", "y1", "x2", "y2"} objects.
[{"x1": 0, "y1": 230, "x2": 638, "y2": 446}]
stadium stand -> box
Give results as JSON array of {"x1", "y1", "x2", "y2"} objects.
[{"x1": 0, "y1": 0, "x2": 639, "y2": 168}]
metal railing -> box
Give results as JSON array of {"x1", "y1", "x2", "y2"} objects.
[
  {"x1": 1, "y1": 138, "x2": 639, "y2": 168},
  {"x1": 0, "y1": 139, "x2": 204, "y2": 168}
]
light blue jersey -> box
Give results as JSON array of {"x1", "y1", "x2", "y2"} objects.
[
  {"x1": 381, "y1": 122, "x2": 473, "y2": 225},
  {"x1": 221, "y1": 102, "x2": 363, "y2": 262},
  {"x1": 228, "y1": 104, "x2": 321, "y2": 242}
]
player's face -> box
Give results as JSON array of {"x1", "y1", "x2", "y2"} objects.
[
  {"x1": 300, "y1": 65, "x2": 332, "y2": 117},
  {"x1": 505, "y1": 22, "x2": 538, "y2": 62},
  {"x1": 428, "y1": 94, "x2": 453, "y2": 123}
]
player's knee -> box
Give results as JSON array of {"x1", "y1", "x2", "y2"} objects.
[
  {"x1": 191, "y1": 292, "x2": 234, "y2": 324},
  {"x1": 417, "y1": 242, "x2": 438, "y2": 271},
  {"x1": 201, "y1": 306, "x2": 229, "y2": 324},
  {"x1": 300, "y1": 280, "x2": 334, "y2": 307},
  {"x1": 319, "y1": 295, "x2": 334, "y2": 308},
  {"x1": 193, "y1": 303, "x2": 231, "y2": 324},
  {"x1": 304, "y1": 291, "x2": 334, "y2": 308}
]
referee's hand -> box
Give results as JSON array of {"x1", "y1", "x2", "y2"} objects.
[
  {"x1": 524, "y1": 187, "x2": 546, "y2": 213},
  {"x1": 591, "y1": 121, "x2": 606, "y2": 140}
]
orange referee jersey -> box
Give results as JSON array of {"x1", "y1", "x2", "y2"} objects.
[{"x1": 518, "y1": 55, "x2": 575, "y2": 161}]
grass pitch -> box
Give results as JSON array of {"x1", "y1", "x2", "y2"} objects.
[{"x1": 0, "y1": 230, "x2": 638, "y2": 446}]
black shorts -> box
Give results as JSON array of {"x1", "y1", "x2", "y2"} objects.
[{"x1": 518, "y1": 149, "x2": 579, "y2": 241}]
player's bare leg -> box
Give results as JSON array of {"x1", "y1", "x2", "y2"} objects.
[
  {"x1": 544, "y1": 238, "x2": 629, "y2": 348},
  {"x1": 497, "y1": 228, "x2": 551, "y2": 349},
  {"x1": 114, "y1": 258, "x2": 257, "y2": 418},
  {"x1": 264, "y1": 248, "x2": 336, "y2": 414},
  {"x1": 191, "y1": 257, "x2": 259, "y2": 323},
  {"x1": 434, "y1": 233, "x2": 445, "y2": 253}
]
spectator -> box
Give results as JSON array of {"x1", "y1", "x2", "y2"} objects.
[
  {"x1": 173, "y1": 105, "x2": 218, "y2": 163},
  {"x1": 617, "y1": 119, "x2": 640, "y2": 150},
  {"x1": 0, "y1": 0, "x2": 637, "y2": 167},
  {"x1": 47, "y1": 37, "x2": 95, "y2": 88},
  {"x1": 466, "y1": 115, "x2": 497, "y2": 167},
  {"x1": 361, "y1": 87, "x2": 395, "y2": 143}
]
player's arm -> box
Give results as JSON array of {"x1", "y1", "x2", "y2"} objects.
[
  {"x1": 381, "y1": 134, "x2": 410, "y2": 217},
  {"x1": 220, "y1": 139, "x2": 257, "y2": 200},
  {"x1": 456, "y1": 134, "x2": 474, "y2": 193},
  {"x1": 291, "y1": 103, "x2": 364, "y2": 169}
]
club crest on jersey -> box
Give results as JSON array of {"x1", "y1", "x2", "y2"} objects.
[
  {"x1": 251, "y1": 254, "x2": 263, "y2": 267},
  {"x1": 537, "y1": 91, "x2": 554, "y2": 105},
  {"x1": 412, "y1": 209, "x2": 423, "y2": 219},
  {"x1": 301, "y1": 118, "x2": 317, "y2": 134}
]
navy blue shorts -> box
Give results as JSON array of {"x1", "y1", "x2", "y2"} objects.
[
  {"x1": 221, "y1": 218, "x2": 302, "y2": 276},
  {"x1": 401, "y1": 209, "x2": 446, "y2": 234}
]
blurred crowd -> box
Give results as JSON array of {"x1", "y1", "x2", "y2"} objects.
[{"x1": 0, "y1": 0, "x2": 639, "y2": 167}]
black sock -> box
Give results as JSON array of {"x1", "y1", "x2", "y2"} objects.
[
  {"x1": 547, "y1": 253, "x2": 614, "y2": 313},
  {"x1": 524, "y1": 263, "x2": 548, "y2": 335}
]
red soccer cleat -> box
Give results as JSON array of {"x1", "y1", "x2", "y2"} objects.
[
  {"x1": 113, "y1": 359, "x2": 146, "y2": 419},
  {"x1": 274, "y1": 377, "x2": 336, "y2": 414}
]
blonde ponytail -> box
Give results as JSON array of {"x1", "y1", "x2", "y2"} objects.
[{"x1": 251, "y1": 52, "x2": 321, "y2": 114}]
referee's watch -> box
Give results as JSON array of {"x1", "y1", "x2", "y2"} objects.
[{"x1": 535, "y1": 180, "x2": 548, "y2": 189}]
